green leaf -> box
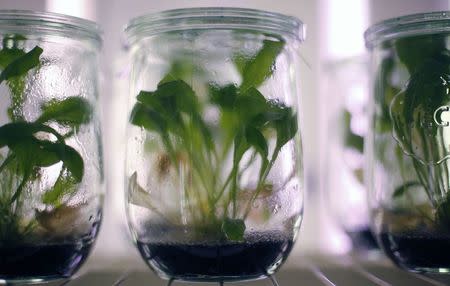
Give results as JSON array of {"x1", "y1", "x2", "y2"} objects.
[
  {"x1": 158, "y1": 60, "x2": 196, "y2": 85},
  {"x1": 392, "y1": 181, "x2": 422, "y2": 198},
  {"x1": 137, "y1": 90, "x2": 165, "y2": 112},
  {"x1": 0, "y1": 122, "x2": 43, "y2": 148},
  {"x1": 343, "y1": 111, "x2": 364, "y2": 153},
  {"x1": 345, "y1": 131, "x2": 364, "y2": 153},
  {"x1": 191, "y1": 113, "x2": 214, "y2": 151},
  {"x1": 0, "y1": 44, "x2": 42, "y2": 121},
  {"x1": 134, "y1": 80, "x2": 215, "y2": 152},
  {"x1": 221, "y1": 218, "x2": 245, "y2": 241},
  {"x1": 240, "y1": 39, "x2": 285, "y2": 91},
  {"x1": 234, "y1": 87, "x2": 268, "y2": 123},
  {"x1": 209, "y1": 84, "x2": 238, "y2": 110},
  {"x1": 0, "y1": 121, "x2": 84, "y2": 182},
  {"x1": 0, "y1": 122, "x2": 64, "y2": 148},
  {"x1": 130, "y1": 103, "x2": 167, "y2": 133},
  {"x1": 136, "y1": 80, "x2": 199, "y2": 130},
  {"x1": 0, "y1": 46, "x2": 42, "y2": 84},
  {"x1": 37, "y1": 97, "x2": 93, "y2": 128},
  {"x1": 11, "y1": 138, "x2": 83, "y2": 182},
  {"x1": 0, "y1": 47, "x2": 26, "y2": 69},
  {"x1": 11, "y1": 139, "x2": 60, "y2": 168},
  {"x1": 53, "y1": 144, "x2": 84, "y2": 182},
  {"x1": 0, "y1": 35, "x2": 28, "y2": 69},
  {"x1": 233, "y1": 54, "x2": 248, "y2": 76},
  {"x1": 158, "y1": 73, "x2": 178, "y2": 86},
  {"x1": 274, "y1": 109, "x2": 298, "y2": 149},
  {"x1": 233, "y1": 129, "x2": 250, "y2": 165},
  {"x1": 402, "y1": 54, "x2": 450, "y2": 130},
  {"x1": 159, "y1": 80, "x2": 198, "y2": 114},
  {"x1": 42, "y1": 169, "x2": 77, "y2": 206},
  {"x1": 245, "y1": 127, "x2": 268, "y2": 158},
  {"x1": 395, "y1": 34, "x2": 447, "y2": 74}
]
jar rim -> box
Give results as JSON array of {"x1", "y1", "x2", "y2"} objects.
[
  {"x1": 0, "y1": 10, "x2": 102, "y2": 45},
  {"x1": 125, "y1": 7, "x2": 305, "y2": 45},
  {"x1": 365, "y1": 11, "x2": 450, "y2": 49}
]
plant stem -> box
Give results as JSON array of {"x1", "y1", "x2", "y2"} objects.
[
  {"x1": 213, "y1": 169, "x2": 234, "y2": 205},
  {"x1": 222, "y1": 166, "x2": 238, "y2": 219},
  {"x1": 10, "y1": 169, "x2": 30, "y2": 204},
  {"x1": 243, "y1": 146, "x2": 280, "y2": 219},
  {"x1": 0, "y1": 153, "x2": 14, "y2": 174}
]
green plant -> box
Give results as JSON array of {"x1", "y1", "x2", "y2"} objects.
[
  {"x1": 129, "y1": 38, "x2": 298, "y2": 241},
  {"x1": 377, "y1": 34, "x2": 450, "y2": 229},
  {"x1": 0, "y1": 35, "x2": 92, "y2": 244}
]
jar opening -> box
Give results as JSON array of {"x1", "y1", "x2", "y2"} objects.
[
  {"x1": 125, "y1": 7, "x2": 305, "y2": 45},
  {"x1": 365, "y1": 11, "x2": 450, "y2": 49},
  {"x1": 0, "y1": 10, "x2": 102, "y2": 45}
]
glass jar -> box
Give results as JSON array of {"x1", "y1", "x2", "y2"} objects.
[
  {"x1": 0, "y1": 11, "x2": 103, "y2": 283},
  {"x1": 324, "y1": 56, "x2": 379, "y2": 255},
  {"x1": 365, "y1": 12, "x2": 450, "y2": 273},
  {"x1": 125, "y1": 7, "x2": 304, "y2": 283}
]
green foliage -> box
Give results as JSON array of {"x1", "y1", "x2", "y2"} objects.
[
  {"x1": 42, "y1": 169, "x2": 77, "y2": 206},
  {"x1": 0, "y1": 123, "x2": 85, "y2": 186},
  {"x1": 395, "y1": 34, "x2": 447, "y2": 74},
  {"x1": 382, "y1": 34, "x2": 450, "y2": 230},
  {"x1": 130, "y1": 37, "x2": 296, "y2": 241},
  {"x1": 401, "y1": 54, "x2": 450, "y2": 136},
  {"x1": 209, "y1": 84, "x2": 238, "y2": 109},
  {"x1": 245, "y1": 127, "x2": 268, "y2": 158},
  {"x1": 37, "y1": 97, "x2": 93, "y2": 128},
  {"x1": 272, "y1": 106, "x2": 298, "y2": 151},
  {"x1": 0, "y1": 155, "x2": 35, "y2": 245},
  {"x1": 0, "y1": 38, "x2": 42, "y2": 121},
  {"x1": 0, "y1": 37, "x2": 92, "y2": 243},
  {"x1": 0, "y1": 44, "x2": 26, "y2": 69},
  {"x1": 343, "y1": 110, "x2": 364, "y2": 153},
  {"x1": 222, "y1": 218, "x2": 245, "y2": 241},
  {"x1": 239, "y1": 39, "x2": 285, "y2": 91},
  {"x1": 0, "y1": 46, "x2": 42, "y2": 84}
]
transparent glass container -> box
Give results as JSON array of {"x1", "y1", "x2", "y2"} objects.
[
  {"x1": 365, "y1": 11, "x2": 450, "y2": 273},
  {"x1": 124, "y1": 7, "x2": 304, "y2": 283},
  {"x1": 324, "y1": 56, "x2": 379, "y2": 255},
  {"x1": 0, "y1": 11, "x2": 103, "y2": 283}
]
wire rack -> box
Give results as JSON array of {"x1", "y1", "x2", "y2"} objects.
[{"x1": 30, "y1": 256, "x2": 450, "y2": 286}]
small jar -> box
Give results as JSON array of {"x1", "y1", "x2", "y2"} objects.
[
  {"x1": 365, "y1": 12, "x2": 450, "y2": 273},
  {"x1": 0, "y1": 11, "x2": 103, "y2": 283},
  {"x1": 323, "y1": 56, "x2": 379, "y2": 254},
  {"x1": 125, "y1": 7, "x2": 304, "y2": 283}
]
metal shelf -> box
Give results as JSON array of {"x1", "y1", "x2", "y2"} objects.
[{"x1": 33, "y1": 256, "x2": 450, "y2": 286}]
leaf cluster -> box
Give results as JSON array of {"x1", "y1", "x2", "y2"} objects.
[
  {"x1": 0, "y1": 36, "x2": 93, "y2": 243},
  {"x1": 130, "y1": 38, "x2": 297, "y2": 240},
  {"x1": 381, "y1": 34, "x2": 450, "y2": 229}
]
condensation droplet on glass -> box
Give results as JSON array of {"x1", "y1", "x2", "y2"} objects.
[{"x1": 273, "y1": 204, "x2": 280, "y2": 214}]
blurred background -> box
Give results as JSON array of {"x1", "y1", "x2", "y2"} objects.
[{"x1": 1, "y1": 0, "x2": 449, "y2": 269}]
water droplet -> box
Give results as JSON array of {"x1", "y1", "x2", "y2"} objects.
[{"x1": 273, "y1": 204, "x2": 280, "y2": 214}]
